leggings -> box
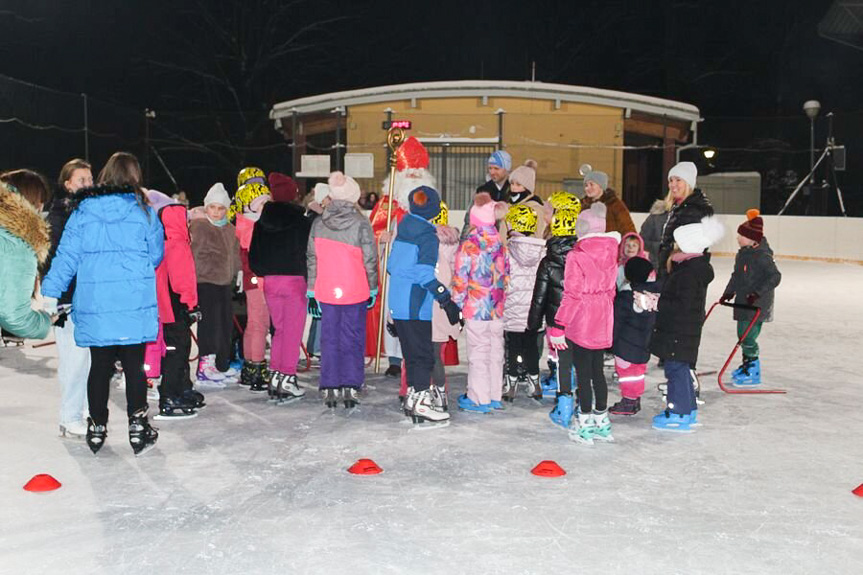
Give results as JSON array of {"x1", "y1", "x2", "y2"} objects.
[
  {"x1": 88, "y1": 343, "x2": 148, "y2": 424},
  {"x1": 571, "y1": 341, "x2": 607, "y2": 413}
]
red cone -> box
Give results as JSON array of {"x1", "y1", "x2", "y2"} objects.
[
  {"x1": 348, "y1": 458, "x2": 383, "y2": 475},
  {"x1": 531, "y1": 460, "x2": 566, "y2": 477},
  {"x1": 853, "y1": 484, "x2": 863, "y2": 497},
  {"x1": 23, "y1": 474, "x2": 62, "y2": 492}
]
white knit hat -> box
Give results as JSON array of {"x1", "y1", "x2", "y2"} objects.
[
  {"x1": 668, "y1": 161, "x2": 697, "y2": 190},
  {"x1": 204, "y1": 182, "x2": 231, "y2": 208},
  {"x1": 673, "y1": 216, "x2": 725, "y2": 254},
  {"x1": 327, "y1": 171, "x2": 361, "y2": 204},
  {"x1": 313, "y1": 183, "x2": 331, "y2": 203}
]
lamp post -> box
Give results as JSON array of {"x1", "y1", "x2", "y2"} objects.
[{"x1": 803, "y1": 100, "x2": 820, "y2": 185}]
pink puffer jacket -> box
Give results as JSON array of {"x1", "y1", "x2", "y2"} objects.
[
  {"x1": 432, "y1": 225, "x2": 461, "y2": 342},
  {"x1": 554, "y1": 231, "x2": 621, "y2": 349},
  {"x1": 503, "y1": 235, "x2": 546, "y2": 332}
]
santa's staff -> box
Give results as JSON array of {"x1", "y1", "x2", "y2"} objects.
[{"x1": 374, "y1": 127, "x2": 406, "y2": 373}]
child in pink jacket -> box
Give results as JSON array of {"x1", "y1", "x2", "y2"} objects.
[
  {"x1": 552, "y1": 202, "x2": 620, "y2": 444},
  {"x1": 452, "y1": 193, "x2": 509, "y2": 413}
]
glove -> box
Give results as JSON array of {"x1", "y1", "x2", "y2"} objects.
[
  {"x1": 386, "y1": 321, "x2": 398, "y2": 337},
  {"x1": 548, "y1": 327, "x2": 568, "y2": 351},
  {"x1": 42, "y1": 296, "x2": 58, "y2": 316},
  {"x1": 720, "y1": 292, "x2": 734, "y2": 304},
  {"x1": 187, "y1": 306, "x2": 202, "y2": 324},
  {"x1": 306, "y1": 292, "x2": 322, "y2": 319},
  {"x1": 746, "y1": 292, "x2": 759, "y2": 305},
  {"x1": 366, "y1": 289, "x2": 378, "y2": 310},
  {"x1": 441, "y1": 300, "x2": 463, "y2": 327}
]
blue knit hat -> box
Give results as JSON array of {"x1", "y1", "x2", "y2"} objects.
[
  {"x1": 487, "y1": 150, "x2": 512, "y2": 171},
  {"x1": 408, "y1": 186, "x2": 441, "y2": 221}
]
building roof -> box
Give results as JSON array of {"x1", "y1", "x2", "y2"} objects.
[{"x1": 270, "y1": 80, "x2": 700, "y2": 123}]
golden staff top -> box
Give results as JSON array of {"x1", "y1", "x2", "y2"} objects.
[{"x1": 374, "y1": 127, "x2": 406, "y2": 373}]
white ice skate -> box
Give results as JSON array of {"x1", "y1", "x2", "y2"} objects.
[{"x1": 408, "y1": 389, "x2": 450, "y2": 430}]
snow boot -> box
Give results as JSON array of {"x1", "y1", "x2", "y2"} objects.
[
  {"x1": 457, "y1": 394, "x2": 491, "y2": 414},
  {"x1": 248, "y1": 361, "x2": 269, "y2": 393},
  {"x1": 592, "y1": 409, "x2": 614, "y2": 442},
  {"x1": 610, "y1": 396, "x2": 641, "y2": 416},
  {"x1": 568, "y1": 411, "x2": 596, "y2": 445},
  {"x1": 128, "y1": 407, "x2": 159, "y2": 456},
  {"x1": 549, "y1": 393, "x2": 574, "y2": 429},
  {"x1": 86, "y1": 418, "x2": 107, "y2": 454},
  {"x1": 239, "y1": 361, "x2": 256, "y2": 387}
]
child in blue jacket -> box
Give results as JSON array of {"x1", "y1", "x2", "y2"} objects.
[{"x1": 387, "y1": 186, "x2": 461, "y2": 427}]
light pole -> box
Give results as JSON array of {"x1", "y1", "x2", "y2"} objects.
[{"x1": 803, "y1": 100, "x2": 820, "y2": 185}]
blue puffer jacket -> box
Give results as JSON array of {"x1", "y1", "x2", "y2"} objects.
[
  {"x1": 387, "y1": 213, "x2": 449, "y2": 321},
  {"x1": 41, "y1": 185, "x2": 164, "y2": 346}
]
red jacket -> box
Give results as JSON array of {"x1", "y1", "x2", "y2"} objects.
[
  {"x1": 156, "y1": 204, "x2": 198, "y2": 323},
  {"x1": 555, "y1": 232, "x2": 620, "y2": 349}
]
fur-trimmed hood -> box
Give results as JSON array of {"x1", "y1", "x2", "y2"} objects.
[
  {"x1": 69, "y1": 184, "x2": 139, "y2": 209},
  {"x1": 0, "y1": 182, "x2": 50, "y2": 263},
  {"x1": 649, "y1": 199, "x2": 668, "y2": 215}
]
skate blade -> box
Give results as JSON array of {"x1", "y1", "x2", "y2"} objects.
[
  {"x1": 153, "y1": 412, "x2": 198, "y2": 421},
  {"x1": 276, "y1": 396, "x2": 304, "y2": 406},
  {"x1": 593, "y1": 434, "x2": 615, "y2": 443},
  {"x1": 410, "y1": 419, "x2": 451, "y2": 431},
  {"x1": 133, "y1": 442, "x2": 158, "y2": 457},
  {"x1": 651, "y1": 425, "x2": 695, "y2": 433}
]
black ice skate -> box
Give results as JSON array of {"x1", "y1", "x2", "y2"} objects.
[
  {"x1": 86, "y1": 417, "x2": 107, "y2": 454},
  {"x1": 128, "y1": 407, "x2": 159, "y2": 456},
  {"x1": 181, "y1": 388, "x2": 206, "y2": 409},
  {"x1": 154, "y1": 396, "x2": 198, "y2": 420}
]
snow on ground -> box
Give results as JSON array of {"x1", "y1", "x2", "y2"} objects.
[{"x1": 1, "y1": 257, "x2": 862, "y2": 574}]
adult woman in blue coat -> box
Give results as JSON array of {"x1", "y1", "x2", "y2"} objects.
[{"x1": 42, "y1": 152, "x2": 165, "y2": 456}]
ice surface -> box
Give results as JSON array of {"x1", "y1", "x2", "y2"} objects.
[{"x1": 2, "y1": 257, "x2": 862, "y2": 574}]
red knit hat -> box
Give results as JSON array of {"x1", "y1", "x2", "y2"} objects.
[
  {"x1": 738, "y1": 216, "x2": 764, "y2": 243},
  {"x1": 268, "y1": 172, "x2": 298, "y2": 203}
]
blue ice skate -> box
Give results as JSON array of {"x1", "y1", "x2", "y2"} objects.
[
  {"x1": 652, "y1": 410, "x2": 696, "y2": 433},
  {"x1": 732, "y1": 358, "x2": 761, "y2": 387},
  {"x1": 489, "y1": 400, "x2": 505, "y2": 410},
  {"x1": 457, "y1": 394, "x2": 491, "y2": 414},
  {"x1": 548, "y1": 393, "x2": 574, "y2": 429}
]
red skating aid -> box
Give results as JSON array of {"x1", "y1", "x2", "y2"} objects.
[
  {"x1": 531, "y1": 460, "x2": 566, "y2": 477},
  {"x1": 23, "y1": 474, "x2": 62, "y2": 492},
  {"x1": 348, "y1": 459, "x2": 383, "y2": 475},
  {"x1": 853, "y1": 484, "x2": 863, "y2": 497}
]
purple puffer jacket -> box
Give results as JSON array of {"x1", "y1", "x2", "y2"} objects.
[
  {"x1": 555, "y1": 231, "x2": 620, "y2": 349},
  {"x1": 503, "y1": 235, "x2": 546, "y2": 332}
]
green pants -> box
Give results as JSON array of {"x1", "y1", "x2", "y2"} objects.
[{"x1": 736, "y1": 320, "x2": 763, "y2": 359}]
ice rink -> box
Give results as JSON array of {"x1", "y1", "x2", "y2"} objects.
[{"x1": 2, "y1": 256, "x2": 862, "y2": 574}]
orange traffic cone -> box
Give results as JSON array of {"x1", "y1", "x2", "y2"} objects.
[
  {"x1": 853, "y1": 484, "x2": 863, "y2": 497},
  {"x1": 23, "y1": 474, "x2": 62, "y2": 492},
  {"x1": 348, "y1": 458, "x2": 383, "y2": 475},
  {"x1": 531, "y1": 460, "x2": 566, "y2": 477}
]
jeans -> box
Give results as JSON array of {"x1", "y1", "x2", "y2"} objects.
[{"x1": 55, "y1": 317, "x2": 90, "y2": 425}]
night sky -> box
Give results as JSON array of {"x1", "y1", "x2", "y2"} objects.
[{"x1": 0, "y1": 0, "x2": 857, "y2": 212}]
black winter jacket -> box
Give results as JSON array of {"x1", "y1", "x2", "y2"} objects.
[
  {"x1": 527, "y1": 235, "x2": 577, "y2": 331},
  {"x1": 650, "y1": 254, "x2": 714, "y2": 365},
  {"x1": 724, "y1": 239, "x2": 781, "y2": 323},
  {"x1": 613, "y1": 280, "x2": 661, "y2": 364},
  {"x1": 658, "y1": 189, "x2": 713, "y2": 277},
  {"x1": 43, "y1": 196, "x2": 76, "y2": 306},
  {"x1": 249, "y1": 201, "x2": 312, "y2": 278}
]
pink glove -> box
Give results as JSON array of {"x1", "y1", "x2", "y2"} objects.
[{"x1": 548, "y1": 327, "x2": 568, "y2": 351}]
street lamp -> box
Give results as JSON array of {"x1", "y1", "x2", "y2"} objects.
[{"x1": 803, "y1": 100, "x2": 820, "y2": 184}]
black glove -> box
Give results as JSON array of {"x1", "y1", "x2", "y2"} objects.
[
  {"x1": 187, "y1": 306, "x2": 202, "y2": 324},
  {"x1": 746, "y1": 292, "x2": 759, "y2": 305},
  {"x1": 720, "y1": 292, "x2": 734, "y2": 304},
  {"x1": 441, "y1": 300, "x2": 463, "y2": 326},
  {"x1": 386, "y1": 321, "x2": 398, "y2": 337},
  {"x1": 308, "y1": 297, "x2": 322, "y2": 319},
  {"x1": 53, "y1": 311, "x2": 68, "y2": 328}
]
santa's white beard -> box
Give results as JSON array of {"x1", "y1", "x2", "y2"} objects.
[{"x1": 381, "y1": 169, "x2": 437, "y2": 207}]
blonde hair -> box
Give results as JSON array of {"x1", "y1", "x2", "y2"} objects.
[{"x1": 664, "y1": 181, "x2": 693, "y2": 211}]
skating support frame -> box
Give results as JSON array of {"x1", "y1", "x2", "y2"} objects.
[{"x1": 703, "y1": 301, "x2": 787, "y2": 395}]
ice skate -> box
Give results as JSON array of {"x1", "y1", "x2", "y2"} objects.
[
  {"x1": 408, "y1": 389, "x2": 451, "y2": 430},
  {"x1": 568, "y1": 411, "x2": 596, "y2": 445},
  {"x1": 525, "y1": 373, "x2": 543, "y2": 402},
  {"x1": 154, "y1": 396, "x2": 198, "y2": 420},
  {"x1": 239, "y1": 361, "x2": 256, "y2": 387},
  {"x1": 86, "y1": 418, "x2": 107, "y2": 454},
  {"x1": 610, "y1": 396, "x2": 641, "y2": 416},
  {"x1": 430, "y1": 384, "x2": 448, "y2": 412},
  {"x1": 342, "y1": 387, "x2": 360, "y2": 410},
  {"x1": 541, "y1": 358, "x2": 559, "y2": 398},
  {"x1": 196, "y1": 355, "x2": 227, "y2": 389},
  {"x1": 731, "y1": 357, "x2": 761, "y2": 387},
  {"x1": 652, "y1": 409, "x2": 696, "y2": 433},
  {"x1": 502, "y1": 374, "x2": 519, "y2": 403},
  {"x1": 276, "y1": 374, "x2": 306, "y2": 405},
  {"x1": 182, "y1": 388, "x2": 206, "y2": 409},
  {"x1": 591, "y1": 410, "x2": 614, "y2": 442},
  {"x1": 322, "y1": 388, "x2": 341, "y2": 411},
  {"x1": 249, "y1": 361, "x2": 269, "y2": 393},
  {"x1": 457, "y1": 394, "x2": 491, "y2": 414},
  {"x1": 128, "y1": 407, "x2": 159, "y2": 456},
  {"x1": 59, "y1": 420, "x2": 87, "y2": 439},
  {"x1": 692, "y1": 369, "x2": 705, "y2": 405},
  {"x1": 267, "y1": 370, "x2": 283, "y2": 400},
  {"x1": 548, "y1": 393, "x2": 574, "y2": 429}
]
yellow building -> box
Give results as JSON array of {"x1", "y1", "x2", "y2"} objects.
[{"x1": 270, "y1": 80, "x2": 699, "y2": 210}]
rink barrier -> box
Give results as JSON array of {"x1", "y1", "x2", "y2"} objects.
[{"x1": 446, "y1": 210, "x2": 863, "y2": 264}]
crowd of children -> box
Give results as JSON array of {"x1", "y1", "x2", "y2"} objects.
[{"x1": 0, "y1": 143, "x2": 784, "y2": 453}]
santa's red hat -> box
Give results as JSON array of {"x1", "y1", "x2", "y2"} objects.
[{"x1": 396, "y1": 137, "x2": 429, "y2": 172}]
